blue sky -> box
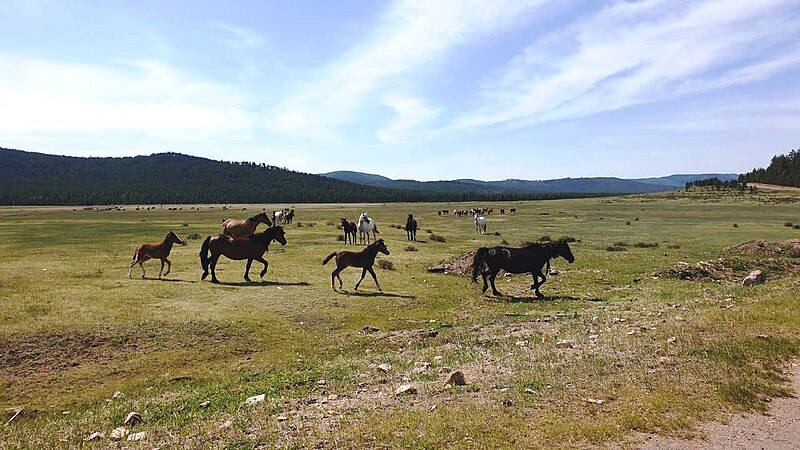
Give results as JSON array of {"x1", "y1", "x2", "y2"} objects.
[{"x1": 1, "y1": 0, "x2": 799, "y2": 180}]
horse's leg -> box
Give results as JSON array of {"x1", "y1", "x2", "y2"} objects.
[
  {"x1": 534, "y1": 271, "x2": 547, "y2": 298},
  {"x1": 244, "y1": 259, "x2": 253, "y2": 282},
  {"x1": 354, "y1": 268, "x2": 368, "y2": 290},
  {"x1": 489, "y1": 269, "x2": 502, "y2": 296},
  {"x1": 331, "y1": 269, "x2": 338, "y2": 290},
  {"x1": 140, "y1": 260, "x2": 146, "y2": 278},
  {"x1": 367, "y1": 267, "x2": 381, "y2": 291},
  {"x1": 128, "y1": 259, "x2": 136, "y2": 279},
  {"x1": 163, "y1": 258, "x2": 171, "y2": 277},
  {"x1": 257, "y1": 257, "x2": 269, "y2": 279},
  {"x1": 336, "y1": 267, "x2": 344, "y2": 289},
  {"x1": 210, "y1": 254, "x2": 220, "y2": 284},
  {"x1": 481, "y1": 272, "x2": 489, "y2": 294}
]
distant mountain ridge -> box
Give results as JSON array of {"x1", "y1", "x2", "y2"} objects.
[{"x1": 322, "y1": 171, "x2": 740, "y2": 194}]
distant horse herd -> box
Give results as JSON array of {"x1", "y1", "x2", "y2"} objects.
[{"x1": 128, "y1": 205, "x2": 575, "y2": 297}]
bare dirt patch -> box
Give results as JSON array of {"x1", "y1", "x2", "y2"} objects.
[
  {"x1": 655, "y1": 258, "x2": 799, "y2": 283},
  {"x1": 640, "y1": 362, "x2": 800, "y2": 449},
  {"x1": 427, "y1": 251, "x2": 476, "y2": 276},
  {"x1": 747, "y1": 183, "x2": 800, "y2": 192},
  {"x1": 726, "y1": 240, "x2": 800, "y2": 258}
]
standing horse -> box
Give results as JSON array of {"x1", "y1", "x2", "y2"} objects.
[
  {"x1": 129, "y1": 230, "x2": 184, "y2": 279},
  {"x1": 474, "y1": 214, "x2": 487, "y2": 234},
  {"x1": 200, "y1": 226, "x2": 286, "y2": 283},
  {"x1": 471, "y1": 240, "x2": 575, "y2": 298},
  {"x1": 285, "y1": 209, "x2": 295, "y2": 224},
  {"x1": 222, "y1": 212, "x2": 272, "y2": 236},
  {"x1": 323, "y1": 239, "x2": 390, "y2": 291},
  {"x1": 405, "y1": 214, "x2": 417, "y2": 241},
  {"x1": 340, "y1": 218, "x2": 357, "y2": 245},
  {"x1": 357, "y1": 212, "x2": 380, "y2": 245}
]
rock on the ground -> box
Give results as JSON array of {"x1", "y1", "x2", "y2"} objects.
[
  {"x1": 426, "y1": 264, "x2": 447, "y2": 273},
  {"x1": 555, "y1": 339, "x2": 576, "y2": 349},
  {"x1": 245, "y1": 394, "x2": 266, "y2": 405},
  {"x1": 123, "y1": 411, "x2": 142, "y2": 426},
  {"x1": 377, "y1": 363, "x2": 392, "y2": 373},
  {"x1": 127, "y1": 431, "x2": 146, "y2": 441},
  {"x1": 742, "y1": 270, "x2": 766, "y2": 287},
  {"x1": 111, "y1": 391, "x2": 124, "y2": 400},
  {"x1": 83, "y1": 432, "x2": 104, "y2": 441},
  {"x1": 199, "y1": 400, "x2": 211, "y2": 408},
  {"x1": 444, "y1": 370, "x2": 467, "y2": 386},
  {"x1": 109, "y1": 426, "x2": 128, "y2": 441},
  {"x1": 395, "y1": 384, "x2": 418, "y2": 395}
]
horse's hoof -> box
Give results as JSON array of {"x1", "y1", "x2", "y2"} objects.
[
  {"x1": 201, "y1": 273, "x2": 208, "y2": 280},
  {"x1": 211, "y1": 279, "x2": 220, "y2": 284}
]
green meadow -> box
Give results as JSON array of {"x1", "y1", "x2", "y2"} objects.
[{"x1": 1, "y1": 189, "x2": 800, "y2": 449}]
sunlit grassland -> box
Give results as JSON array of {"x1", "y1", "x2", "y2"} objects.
[{"x1": 1, "y1": 189, "x2": 799, "y2": 448}]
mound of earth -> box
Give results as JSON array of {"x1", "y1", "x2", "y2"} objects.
[
  {"x1": 655, "y1": 257, "x2": 799, "y2": 283},
  {"x1": 726, "y1": 239, "x2": 800, "y2": 258},
  {"x1": 427, "y1": 251, "x2": 476, "y2": 276}
]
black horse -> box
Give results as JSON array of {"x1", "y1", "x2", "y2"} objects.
[
  {"x1": 405, "y1": 214, "x2": 417, "y2": 241},
  {"x1": 285, "y1": 209, "x2": 295, "y2": 224},
  {"x1": 340, "y1": 218, "x2": 357, "y2": 245},
  {"x1": 471, "y1": 240, "x2": 575, "y2": 298}
]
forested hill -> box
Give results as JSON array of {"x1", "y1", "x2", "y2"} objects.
[
  {"x1": 0, "y1": 148, "x2": 608, "y2": 205},
  {"x1": 739, "y1": 149, "x2": 800, "y2": 187}
]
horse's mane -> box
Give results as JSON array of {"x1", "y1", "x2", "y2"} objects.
[
  {"x1": 520, "y1": 241, "x2": 561, "y2": 252},
  {"x1": 247, "y1": 213, "x2": 265, "y2": 222}
]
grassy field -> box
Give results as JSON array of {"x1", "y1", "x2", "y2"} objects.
[{"x1": 1, "y1": 189, "x2": 800, "y2": 449}]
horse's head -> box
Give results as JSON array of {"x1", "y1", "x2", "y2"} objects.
[
  {"x1": 251, "y1": 212, "x2": 273, "y2": 226},
  {"x1": 341, "y1": 217, "x2": 348, "y2": 225},
  {"x1": 271, "y1": 225, "x2": 287, "y2": 246},
  {"x1": 167, "y1": 230, "x2": 185, "y2": 246},
  {"x1": 375, "y1": 239, "x2": 390, "y2": 255},
  {"x1": 360, "y1": 212, "x2": 368, "y2": 220},
  {"x1": 556, "y1": 240, "x2": 575, "y2": 263}
]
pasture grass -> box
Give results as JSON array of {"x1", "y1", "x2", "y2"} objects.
[{"x1": 1, "y1": 189, "x2": 800, "y2": 448}]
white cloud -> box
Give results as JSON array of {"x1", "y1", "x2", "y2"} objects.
[
  {"x1": 210, "y1": 21, "x2": 264, "y2": 50},
  {"x1": 451, "y1": 0, "x2": 800, "y2": 130},
  {"x1": 265, "y1": 0, "x2": 549, "y2": 141},
  {"x1": 376, "y1": 94, "x2": 441, "y2": 144},
  {"x1": 0, "y1": 56, "x2": 254, "y2": 141}
]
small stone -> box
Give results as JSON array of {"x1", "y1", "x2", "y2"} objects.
[
  {"x1": 586, "y1": 398, "x2": 605, "y2": 405},
  {"x1": 362, "y1": 325, "x2": 380, "y2": 333},
  {"x1": 666, "y1": 336, "x2": 677, "y2": 344},
  {"x1": 127, "y1": 431, "x2": 146, "y2": 441},
  {"x1": 377, "y1": 363, "x2": 392, "y2": 373},
  {"x1": 199, "y1": 400, "x2": 211, "y2": 408},
  {"x1": 757, "y1": 334, "x2": 770, "y2": 340},
  {"x1": 245, "y1": 394, "x2": 265, "y2": 405},
  {"x1": 515, "y1": 340, "x2": 529, "y2": 347},
  {"x1": 412, "y1": 363, "x2": 430, "y2": 375},
  {"x1": 555, "y1": 339, "x2": 575, "y2": 349},
  {"x1": 123, "y1": 412, "x2": 142, "y2": 426},
  {"x1": 276, "y1": 415, "x2": 288, "y2": 421},
  {"x1": 317, "y1": 379, "x2": 326, "y2": 385},
  {"x1": 395, "y1": 384, "x2": 418, "y2": 396},
  {"x1": 429, "y1": 404, "x2": 437, "y2": 413},
  {"x1": 109, "y1": 426, "x2": 128, "y2": 441},
  {"x1": 111, "y1": 391, "x2": 124, "y2": 400},
  {"x1": 742, "y1": 270, "x2": 766, "y2": 287},
  {"x1": 84, "y1": 432, "x2": 104, "y2": 441},
  {"x1": 220, "y1": 418, "x2": 234, "y2": 429},
  {"x1": 444, "y1": 371, "x2": 467, "y2": 386},
  {"x1": 524, "y1": 388, "x2": 535, "y2": 394}
]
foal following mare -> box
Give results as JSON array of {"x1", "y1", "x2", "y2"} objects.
[
  {"x1": 200, "y1": 226, "x2": 287, "y2": 283},
  {"x1": 323, "y1": 239, "x2": 390, "y2": 291},
  {"x1": 222, "y1": 212, "x2": 272, "y2": 237},
  {"x1": 472, "y1": 240, "x2": 575, "y2": 298},
  {"x1": 340, "y1": 218, "x2": 357, "y2": 245},
  {"x1": 129, "y1": 230, "x2": 184, "y2": 279}
]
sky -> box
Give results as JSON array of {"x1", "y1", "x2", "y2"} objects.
[{"x1": 1, "y1": 0, "x2": 799, "y2": 181}]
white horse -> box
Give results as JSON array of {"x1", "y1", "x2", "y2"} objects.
[
  {"x1": 358, "y1": 212, "x2": 380, "y2": 244},
  {"x1": 474, "y1": 214, "x2": 487, "y2": 234},
  {"x1": 273, "y1": 210, "x2": 285, "y2": 224}
]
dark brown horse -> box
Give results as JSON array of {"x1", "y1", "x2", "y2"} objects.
[
  {"x1": 471, "y1": 240, "x2": 574, "y2": 298},
  {"x1": 222, "y1": 212, "x2": 272, "y2": 237},
  {"x1": 340, "y1": 218, "x2": 357, "y2": 245},
  {"x1": 405, "y1": 214, "x2": 417, "y2": 241},
  {"x1": 200, "y1": 226, "x2": 286, "y2": 283},
  {"x1": 322, "y1": 239, "x2": 390, "y2": 291},
  {"x1": 129, "y1": 230, "x2": 184, "y2": 279}
]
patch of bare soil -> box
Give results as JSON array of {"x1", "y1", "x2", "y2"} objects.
[
  {"x1": 640, "y1": 362, "x2": 800, "y2": 450},
  {"x1": 726, "y1": 240, "x2": 800, "y2": 258},
  {"x1": 655, "y1": 258, "x2": 799, "y2": 283},
  {"x1": 427, "y1": 251, "x2": 477, "y2": 276},
  {"x1": 747, "y1": 183, "x2": 800, "y2": 192},
  {"x1": 0, "y1": 322, "x2": 244, "y2": 377}
]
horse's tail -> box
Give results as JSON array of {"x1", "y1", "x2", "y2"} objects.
[
  {"x1": 200, "y1": 236, "x2": 211, "y2": 275},
  {"x1": 471, "y1": 247, "x2": 489, "y2": 283},
  {"x1": 322, "y1": 252, "x2": 337, "y2": 265}
]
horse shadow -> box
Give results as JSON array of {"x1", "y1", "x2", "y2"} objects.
[
  {"x1": 486, "y1": 294, "x2": 599, "y2": 303},
  {"x1": 341, "y1": 291, "x2": 416, "y2": 299},
  {"x1": 217, "y1": 280, "x2": 311, "y2": 287},
  {"x1": 141, "y1": 278, "x2": 196, "y2": 283}
]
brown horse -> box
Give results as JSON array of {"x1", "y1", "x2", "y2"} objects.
[
  {"x1": 221, "y1": 212, "x2": 272, "y2": 237},
  {"x1": 200, "y1": 226, "x2": 286, "y2": 283},
  {"x1": 322, "y1": 239, "x2": 390, "y2": 291},
  {"x1": 340, "y1": 217, "x2": 357, "y2": 245},
  {"x1": 128, "y1": 230, "x2": 184, "y2": 279}
]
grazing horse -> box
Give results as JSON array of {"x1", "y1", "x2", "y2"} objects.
[
  {"x1": 200, "y1": 226, "x2": 286, "y2": 283},
  {"x1": 129, "y1": 230, "x2": 184, "y2": 279},
  {"x1": 474, "y1": 214, "x2": 487, "y2": 234},
  {"x1": 357, "y1": 212, "x2": 380, "y2": 244},
  {"x1": 340, "y1": 218, "x2": 357, "y2": 245},
  {"x1": 222, "y1": 212, "x2": 272, "y2": 237},
  {"x1": 471, "y1": 240, "x2": 575, "y2": 298},
  {"x1": 285, "y1": 209, "x2": 295, "y2": 224},
  {"x1": 405, "y1": 214, "x2": 417, "y2": 241},
  {"x1": 323, "y1": 239, "x2": 390, "y2": 291}
]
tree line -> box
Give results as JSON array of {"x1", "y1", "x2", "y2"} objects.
[
  {"x1": 738, "y1": 148, "x2": 800, "y2": 187},
  {"x1": 0, "y1": 148, "x2": 615, "y2": 205}
]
